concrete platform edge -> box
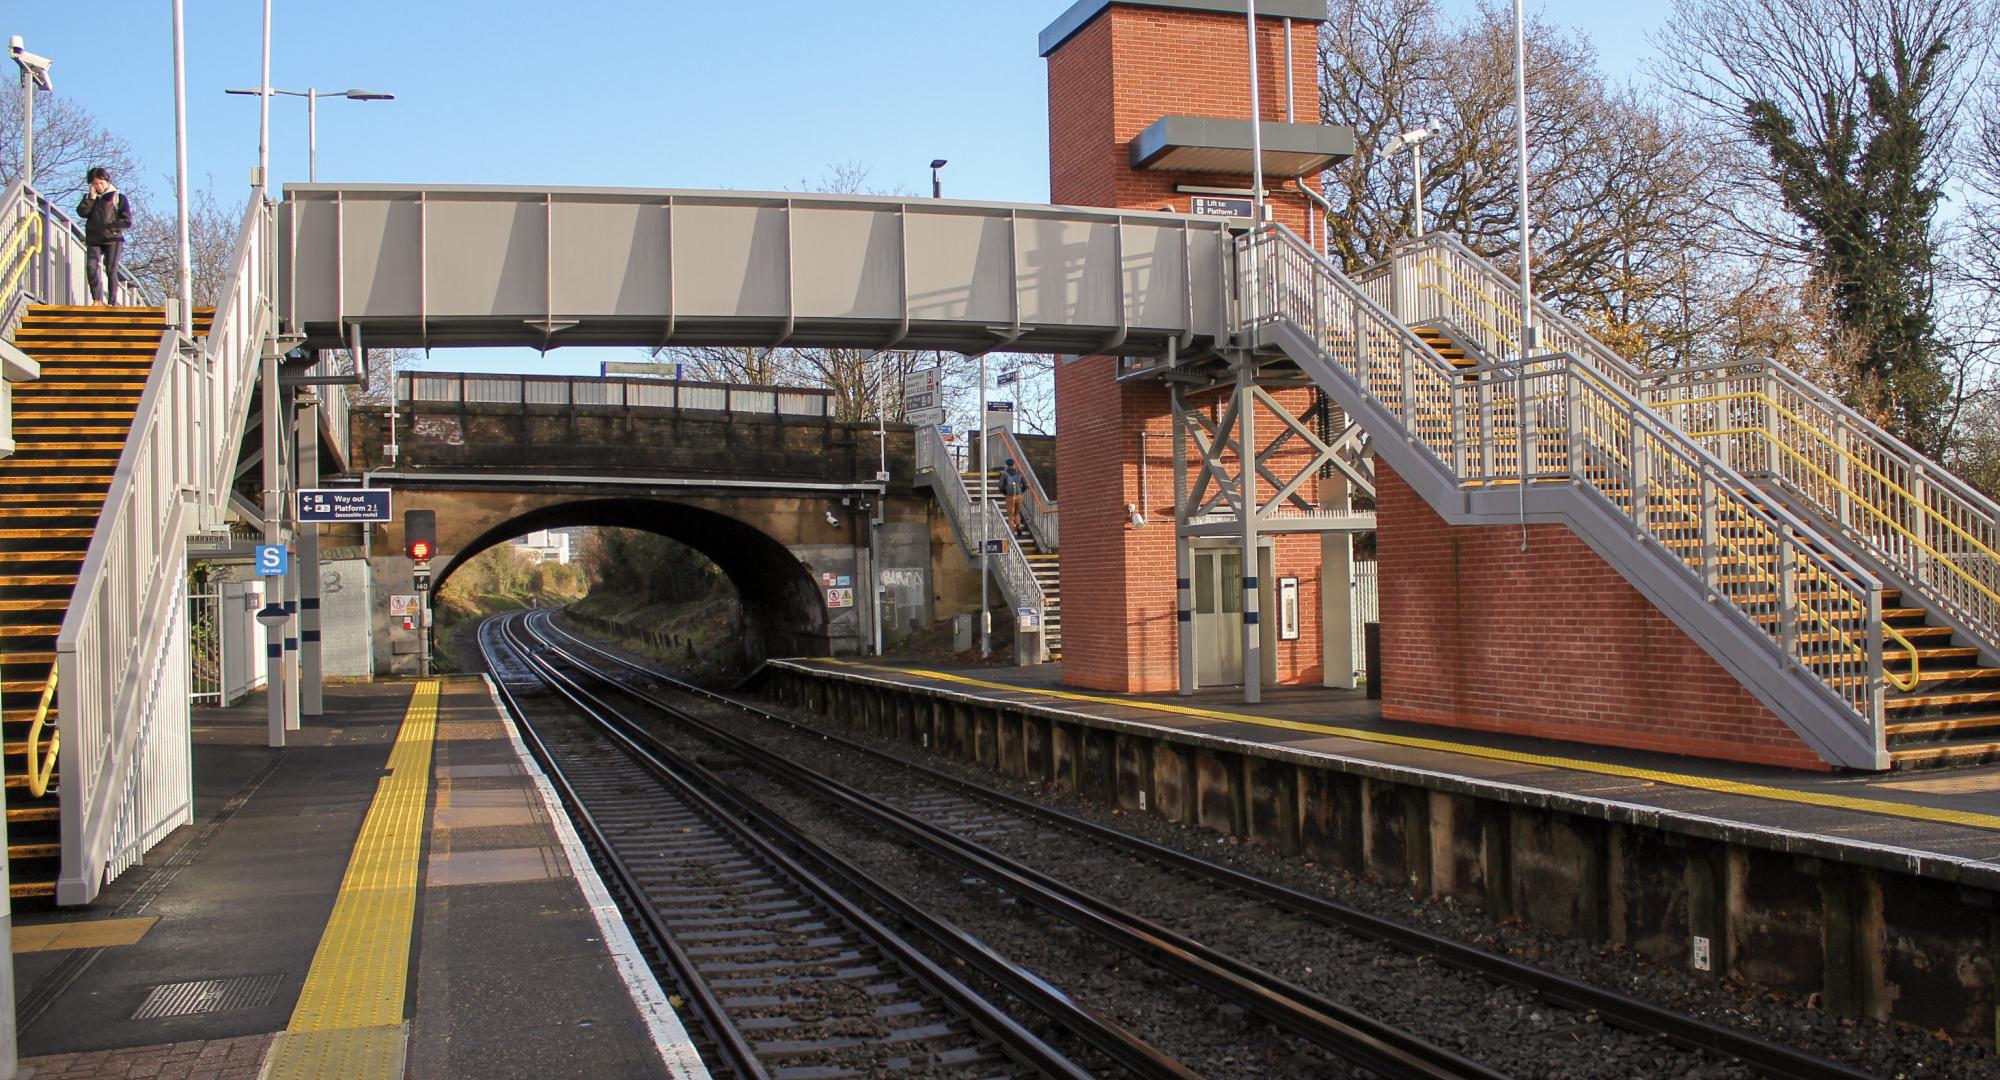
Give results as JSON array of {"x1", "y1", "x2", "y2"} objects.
[
  {"x1": 477, "y1": 675, "x2": 709, "y2": 1079},
  {"x1": 767, "y1": 661, "x2": 2000, "y2": 891}
]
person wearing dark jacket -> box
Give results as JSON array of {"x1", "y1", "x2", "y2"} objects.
[{"x1": 76, "y1": 167, "x2": 133, "y2": 305}]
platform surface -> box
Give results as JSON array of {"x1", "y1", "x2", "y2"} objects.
[
  {"x1": 13, "y1": 676, "x2": 696, "y2": 1080},
  {"x1": 781, "y1": 659, "x2": 2000, "y2": 886}
]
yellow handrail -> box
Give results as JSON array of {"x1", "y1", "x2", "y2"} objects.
[
  {"x1": 1673, "y1": 400, "x2": 2000, "y2": 613},
  {"x1": 0, "y1": 212, "x2": 44, "y2": 312},
  {"x1": 24, "y1": 667, "x2": 58, "y2": 798},
  {"x1": 1883, "y1": 622, "x2": 1922, "y2": 693}
]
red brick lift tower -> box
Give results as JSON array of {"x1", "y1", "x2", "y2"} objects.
[
  {"x1": 1041, "y1": 1, "x2": 1832, "y2": 769},
  {"x1": 1043, "y1": 0, "x2": 1361, "y2": 701}
]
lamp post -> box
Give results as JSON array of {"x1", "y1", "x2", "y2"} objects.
[
  {"x1": 1381, "y1": 122, "x2": 1440, "y2": 236},
  {"x1": 9, "y1": 37, "x2": 52, "y2": 190},
  {"x1": 929, "y1": 158, "x2": 948, "y2": 199},
  {"x1": 224, "y1": 86, "x2": 395, "y2": 182}
]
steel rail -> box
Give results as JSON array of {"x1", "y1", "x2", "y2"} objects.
[
  {"x1": 522, "y1": 611, "x2": 1499, "y2": 1080},
  {"x1": 535, "y1": 614, "x2": 1887, "y2": 1080},
  {"x1": 491, "y1": 613, "x2": 1105, "y2": 1080},
  {"x1": 477, "y1": 617, "x2": 765, "y2": 1078}
]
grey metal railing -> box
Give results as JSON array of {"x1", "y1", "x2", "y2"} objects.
[
  {"x1": 1245, "y1": 223, "x2": 1887, "y2": 768},
  {"x1": 915, "y1": 424, "x2": 1047, "y2": 658},
  {"x1": 399, "y1": 372, "x2": 833, "y2": 418},
  {"x1": 1363, "y1": 231, "x2": 2000, "y2": 664},
  {"x1": 57, "y1": 188, "x2": 274, "y2": 904},
  {"x1": 985, "y1": 427, "x2": 1058, "y2": 551}
]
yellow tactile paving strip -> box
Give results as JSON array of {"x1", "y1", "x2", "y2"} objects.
[
  {"x1": 262, "y1": 680, "x2": 439, "y2": 1080},
  {"x1": 10, "y1": 916, "x2": 157, "y2": 953},
  {"x1": 821, "y1": 661, "x2": 2000, "y2": 833}
]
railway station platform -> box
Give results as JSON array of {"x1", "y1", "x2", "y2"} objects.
[
  {"x1": 11, "y1": 677, "x2": 695, "y2": 1080},
  {"x1": 760, "y1": 658, "x2": 2000, "y2": 1041}
]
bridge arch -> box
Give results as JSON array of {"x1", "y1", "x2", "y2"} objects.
[{"x1": 435, "y1": 497, "x2": 829, "y2": 661}]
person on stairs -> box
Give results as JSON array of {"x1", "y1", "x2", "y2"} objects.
[
  {"x1": 76, "y1": 167, "x2": 133, "y2": 306},
  {"x1": 1000, "y1": 458, "x2": 1026, "y2": 535}
]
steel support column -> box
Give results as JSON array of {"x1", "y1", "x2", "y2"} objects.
[
  {"x1": 1172, "y1": 385, "x2": 1196, "y2": 694},
  {"x1": 296, "y1": 392, "x2": 323, "y2": 716},
  {"x1": 1237, "y1": 360, "x2": 1262, "y2": 705}
]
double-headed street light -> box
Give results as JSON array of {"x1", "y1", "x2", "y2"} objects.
[
  {"x1": 224, "y1": 86, "x2": 395, "y2": 182},
  {"x1": 1381, "y1": 121, "x2": 1441, "y2": 236}
]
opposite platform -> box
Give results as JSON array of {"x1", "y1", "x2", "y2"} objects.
[
  {"x1": 775, "y1": 659, "x2": 2000, "y2": 884},
  {"x1": 764, "y1": 658, "x2": 2000, "y2": 1041},
  {"x1": 13, "y1": 676, "x2": 699, "y2": 1080}
]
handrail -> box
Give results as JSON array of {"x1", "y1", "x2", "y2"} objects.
[
  {"x1": 983, "y1": 427, "x2": 1059, "y2": 552},
  {"x1": 1242, "y1": 223, "x2": 1885, "y2": 758},
  {"x1": 1367, "y1": 230, "x2": 2000, "y2": 664},
  {"x1": 24, "y1": 667, "x2": 58, "y2": 798}
]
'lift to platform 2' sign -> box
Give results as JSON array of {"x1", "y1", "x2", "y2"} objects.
[
  {"x1": 297, "y1": 488, "x2": 393, "y2": 523},
  {"x1": 1190, "y1": 196, "x2": 1255, "y2": 221}
]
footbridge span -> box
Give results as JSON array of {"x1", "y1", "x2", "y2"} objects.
[{"x1": 278, "y1": 184, "x2": 1234, "y2": 355}]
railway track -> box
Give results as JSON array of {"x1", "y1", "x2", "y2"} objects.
[
  {"x1": 516, "y1": 609, "x2": 1887, "y2": 1080},
  {"x1": 490, "y1": 610, "x2": 1506, "y2": 1078},
  {"x1": 482, "y1": 615, "x2": 1135, "y2": 1079}
]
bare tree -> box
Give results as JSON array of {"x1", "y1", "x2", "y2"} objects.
[
  {"x1": 1318, "y1": 0, "x2": 1731, "y2": 368},
  {"x1": 0, "y1": 84, "x2": 140, "y2": 204}
]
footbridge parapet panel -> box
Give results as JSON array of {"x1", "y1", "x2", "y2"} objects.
[{"x1": 279, "y1": 184, "x2": 1234, "y2": 355}]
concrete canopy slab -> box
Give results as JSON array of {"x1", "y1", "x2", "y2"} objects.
[{"x1": 1130, "y1": 116, "x2": 1356, "y2": 178}]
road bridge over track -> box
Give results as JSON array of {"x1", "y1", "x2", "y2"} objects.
[{"x1": 349, "y1": 374, "x2": 985, "y2": 671}]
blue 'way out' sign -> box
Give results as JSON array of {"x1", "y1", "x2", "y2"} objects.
[
  {"x1": 255, "y1": 545, "x2": 289, "y2": 576},
  {"x1": 297, "y1": 488, "x2": 392, "y2": 523}
]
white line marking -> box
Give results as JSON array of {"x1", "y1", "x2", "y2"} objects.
[{"x1": 481, "y1": 674, "x2": 711, "y2": 1079}]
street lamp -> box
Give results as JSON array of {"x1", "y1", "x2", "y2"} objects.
[
  {"x1": 929, "y1": 158, "x2": 948, "y2": 199},
  {"x1": 1381, "y1": 121, "x2": 1440, "y2": 236},
  {"x1": 9, "y1": 37, "x2": 53, "y2": 189},
  {"x1": 224, "y1": 86, "x2": 395, "y2": 182}
]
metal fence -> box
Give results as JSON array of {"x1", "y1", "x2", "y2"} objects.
[
  {"x1": 398, "y1": 372, "x2": 834, "y2": 418},
  {"x1": 1352, "y1": 560, "x2": 1378, "y2": 681},
  {"x1": 188, "y1": 587, "x2": 222, "y2": 707}
]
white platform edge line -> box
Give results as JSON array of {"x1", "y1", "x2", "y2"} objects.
[{"x1": 481, "y1": 673, "x2": 712, "y2": 1080}]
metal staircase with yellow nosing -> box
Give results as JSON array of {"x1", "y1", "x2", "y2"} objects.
[
  {"x1": 961, "y1": 467, "x2": 1064, "y2": 660},
  {"x1": 0, "y1": 304, "x2": 213, "y2": 900},
  {"x1": 1413, "y1": 318, "x2": 2000, "y2": 769}
]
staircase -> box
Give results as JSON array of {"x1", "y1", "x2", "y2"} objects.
[
  {"x1": 958, "y1": 466, "x2": 1064, "y2": 660},
  {"x1": 1358, "y1": 232, "x2": 2000, "y2": 770},
  {"x1": 0, "y1": 305, "x2": 212, "y2": 900}
]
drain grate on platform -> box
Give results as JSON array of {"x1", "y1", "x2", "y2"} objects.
[{"x1": 132, "y1": 973, "x2": 284, "y2": 1019}]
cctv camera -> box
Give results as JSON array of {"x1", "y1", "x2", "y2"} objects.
[
  {"x1": 825, "y1": 511, "x2": 840, "y2": 526},
  {"x1": 10, "y1": 38, "x2": 53, "y2": 92}
]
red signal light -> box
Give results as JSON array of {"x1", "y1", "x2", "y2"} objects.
[{"x1": 409, "y1": 539, "x2": 432, "y2": 561}]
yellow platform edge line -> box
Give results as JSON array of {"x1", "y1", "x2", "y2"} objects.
[
  {"x1": 818, "y1": 660, "x2": 2000, "y2": 833},
  {"x1": 263, "y1": 680, "x2": 439, "y2": 1080}
]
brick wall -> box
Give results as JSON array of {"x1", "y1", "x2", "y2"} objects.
[
  {"x1": 1048, "y1": 4, "x2": 1331, "y2": 692},
  {"x1": 1373, "y1": 463, "x2": 1826, "y2": 770}
]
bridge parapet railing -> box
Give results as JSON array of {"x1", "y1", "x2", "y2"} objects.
[
  {"x1": 915, "y1": 425, "x2": 1047, "y2": 657},
  {"x1": 56, "y1": 187, "x2": 273, "y2": 905},
  {"x1": 399, "y1": 372, "x2": 833, "y2": 418}
]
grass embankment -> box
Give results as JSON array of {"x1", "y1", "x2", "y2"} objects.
[{"x1": 561, "y1": 589, "x2": 746, "y2": 682}]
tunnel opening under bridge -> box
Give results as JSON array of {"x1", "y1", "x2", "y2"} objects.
[{"x1": 435, "y1": 497, "x2": 830, "y2": 664}]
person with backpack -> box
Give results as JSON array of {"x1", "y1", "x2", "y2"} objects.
[
  {"x1": 76, "y1": 167, "x2": 134, "y2": 305},
  {"x1": 999, "y1": 458, "x2": 1027, "y2": 534}
]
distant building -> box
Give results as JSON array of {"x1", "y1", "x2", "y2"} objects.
[{"x1": 515, "y1": 529, "x2": 572, "y2": 565}]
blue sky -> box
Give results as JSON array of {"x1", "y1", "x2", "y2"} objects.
[{"x1": 16, "y1": 0, "x2": 1671, "y2": 376}]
